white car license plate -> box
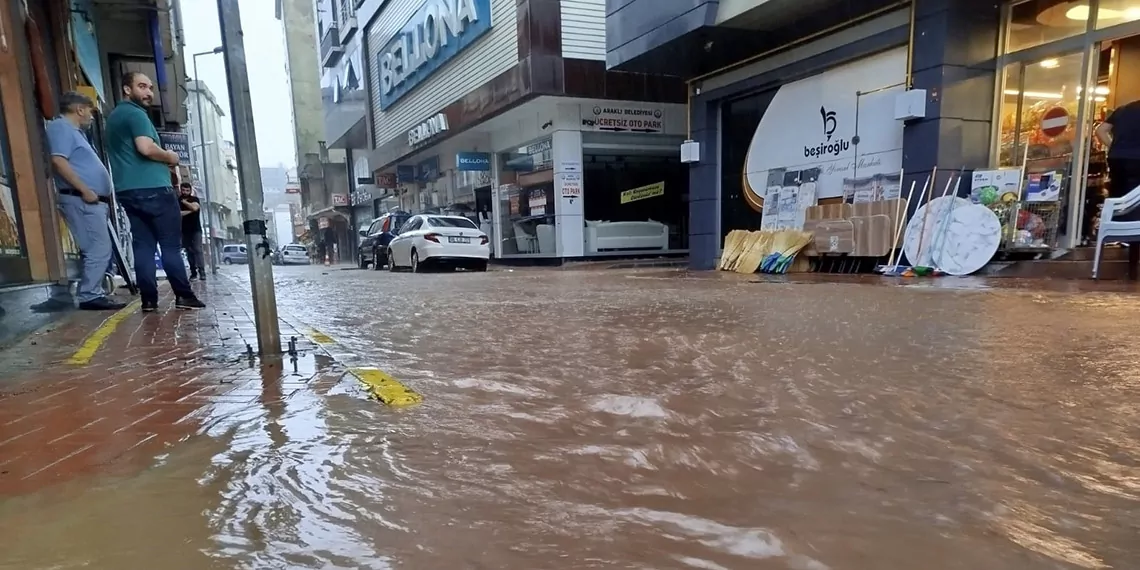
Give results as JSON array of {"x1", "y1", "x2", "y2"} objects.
[{"x1": 448, "y1": 236, "x2": 471, "y2": 244}]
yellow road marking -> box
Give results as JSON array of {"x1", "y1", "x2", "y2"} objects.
[
  {"x1": 309, "y1": 329, "x2": 335, "y2": 345},
  {"x1": 67, "y1": 300, "x2": 142, "y2": 365},
  {"x1": 349, "y1": 367, "x2": 423, "y2": 407}
]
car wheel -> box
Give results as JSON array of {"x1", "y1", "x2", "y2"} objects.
[
  {"x1": 373, "y1": 248, "x2": 384, "y2": 271},
  {"x1": 387, "y1": 249, "x2": 398, "y2": 272},
  {"x1": 223, "y1": 258, "x2": 232, "y2": 265},
  {"x1": 473, "y1": 261, "x2": 488, "y2": 272},
  {"x1": 358, "y1": 254, "x2": 368, "y2": 269},
  {"x1": 411, "y1": 249, "x2": 422, "y2": 273}
]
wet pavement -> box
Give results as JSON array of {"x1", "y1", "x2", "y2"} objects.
[{"x1": 2, "y1": 265, "x2": 1140, "y2": 569}]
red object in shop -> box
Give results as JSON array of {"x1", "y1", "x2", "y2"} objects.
[{"x1": 1040, "y1": 107, "x2": 1070, "y2": 138}]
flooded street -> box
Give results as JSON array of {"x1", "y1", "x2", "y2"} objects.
[{"x1": 3, "y1": 266, "x2": 1139, "y2": 569}]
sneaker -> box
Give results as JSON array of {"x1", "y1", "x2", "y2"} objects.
[
  {"x1": 175, "y1": 296, "x2": 206, "y2": 310},
  {"x1": 188, "y1": 272, "x2": 198, "y2": 280},
  {"x1": 78, "y1": 297, "x2": 127, "y2": 311},
  {"x1": 141, "y1": 300, "x2": 159, "y2": 313},
  {"x1": 197, "y1": 274, "x2": 207, "y2": 281}
]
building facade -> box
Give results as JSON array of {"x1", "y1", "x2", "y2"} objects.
[
  {"x1": 318, "y1": 0, "x2": 382, "y2": 258},
  {"x1": 609, "y1": 0, "x2": 1137, "y2": 270},
  {"x1": 186, "y1": 79, "x2": 240, "y2": 253},
  {"x1": 278, "y1": 0, "x2": 352, "y2": 258},
  {"x1": 359, "y1": 0, "x2": 688, "y2": 261},
  {"x1": 1, "y1": 0, "x2": 189, "y2": 344}
]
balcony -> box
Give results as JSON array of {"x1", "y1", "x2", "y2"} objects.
[
  {"x1": 338, "y1": 0, "x2": 358, "y2": 44},
  {"x1": 321, "y1": 25, "x2": 344, "y2": 68}
]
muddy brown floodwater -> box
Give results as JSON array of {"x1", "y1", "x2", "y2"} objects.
[{"x1": 2, "y1": 267, "x2": 1139, "y2": 569}]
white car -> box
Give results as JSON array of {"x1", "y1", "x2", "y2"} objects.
[
  {"x1": 387, "y1": 214, "x2": 489, "y2": 272},
  {"x1": 280, "y1": 243, "x2": 310, "y2": 265}
]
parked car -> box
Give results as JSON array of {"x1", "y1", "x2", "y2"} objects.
[
  {"x1": 221, "y1": 244, "x2": 248, "y2": 264},
  {"x1": 387, "y1": 214, "x2": 489, "y2": 272},
  {"x1": 280, "y1": 243, "x2": 310, "y2": 265},
  {"x1": 358, "y1": 210, "x2": 411, "y2": 270}
]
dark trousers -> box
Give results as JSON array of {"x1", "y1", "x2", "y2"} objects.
[
  {"x1": 116, "y1": 187, "x2": 195, "y2": 302},
  {"x1": 1108, "y1": 158, "x2": 1140, "y2": 221},
  {"x1": 182, "y1": 229, "x2": 204, "y2": 275}
]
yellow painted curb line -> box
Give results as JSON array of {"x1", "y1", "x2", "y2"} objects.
[
  {"x1": 306, "y1": 327, "x2": 423, "y2": 407},
  {"x1": 67, "y1": 300, "x2": 142, "y2": 365},
  {"x1": 349, "y1": 367, "x2": 423, "y2": 407},
  {"x1": 309, "y1": 328, "x2": 335, "y2": 345}
]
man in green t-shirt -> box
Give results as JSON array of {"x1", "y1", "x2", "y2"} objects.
[{"x1": 105, "y1": 71, "x2": 204, "y2": 312}]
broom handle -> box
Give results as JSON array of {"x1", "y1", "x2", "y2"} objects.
[
  {"x1": 914, "y1": 167, "x2": 937, "y2": 266},
  {"x1": 886, "y1": 180, "x2": 913, "y2": 267},
  {"x1": 918, "y1": 170, "x2": 955, "y2": 266}
]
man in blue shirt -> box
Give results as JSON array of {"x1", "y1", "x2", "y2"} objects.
[
  {"x1": 47, "y1": 92, "x2": 124, "y2": 311},
  {"x1": 105, "y1": 72, "x2": 205, "y2": 311}
]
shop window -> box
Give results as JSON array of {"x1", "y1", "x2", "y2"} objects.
[
  {"x1": 582, "y1": 154, "x2": 688, "y2": 254},
  {"x1": 1096, "y1": 0, "x2": 1140, "y2": 29},
  {"x1": 497, "y1": 139, "x2": 556, "y2": 256},
  {"x1": 1007, "y1": 0, "x2": 1090, "y2": 53},
  {"x1": 998, "y1": 52, "x2": 1088, "y2": 168}
]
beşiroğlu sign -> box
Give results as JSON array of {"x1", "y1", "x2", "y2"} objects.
[
  {"x1": 408, "y1": 113, "x2": 449, "y2": 146},
  {"x1": 377, "y1": 0, "x2": 492, "y2": 110}
]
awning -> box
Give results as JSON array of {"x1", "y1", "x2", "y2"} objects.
[{"x1": 306, "y1": 206, "x2": 350, "y2": 221}]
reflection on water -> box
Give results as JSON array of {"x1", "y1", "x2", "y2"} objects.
[{"x1": 2, "y1": 268, "x2": 1140, "y2": 569}]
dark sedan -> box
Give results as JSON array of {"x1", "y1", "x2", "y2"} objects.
[{"x1": 358, "y1": 211, "x2": 411, "y2": 269}]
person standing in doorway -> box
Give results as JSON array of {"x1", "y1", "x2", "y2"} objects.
[
  {"x1": 1096, "y1": 100, "x2": 1140, "y2": 218},
  {"x1": 105, "y1": 71, "x2": 205, "y2": 312},
  {"x1": 179, "y1": 182, "x2": 206, "y2": 280},
  {"x1": 47, "y1": 92, "x2": 125, "y2": 311}
]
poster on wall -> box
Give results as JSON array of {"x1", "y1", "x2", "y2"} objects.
[
  {"x1": 0, "y1": 182, "x2": 22, "y2": 256},
  {"x1": 742, "y1": 48, "x2": 907, "y2": 207},
  {"x1": 844, "y1": 171, "x2": 902, "y2": 203},
  {"x1": 529, "y1": 188, "x2": 547, "y2": 216},
  {"x1": 760, "y1": 170, "x2": 783, "y2": 230}
]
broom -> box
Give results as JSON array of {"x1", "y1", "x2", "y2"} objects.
[
  {"x1": 735, "y1": 231, "x2": 773, "y2": 274},
  {"x1": 877, "y1": 180, "x2": 916, "y2": 275},
  {"x1": 760, "y1": 230, "x2": 813, "y2": 274}
]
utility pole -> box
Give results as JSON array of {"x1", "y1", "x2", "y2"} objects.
[{"x1": 217, "y1": 0, "x2": 280, "y2": 355}]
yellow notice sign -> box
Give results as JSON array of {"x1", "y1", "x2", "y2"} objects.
[{"x1": 620, "y1": 181, "x2": 665, "y2": 204}]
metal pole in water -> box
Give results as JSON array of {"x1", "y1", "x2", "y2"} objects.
[{"x1": 217, "y1": 0, "x2": 280, "y2": 355}]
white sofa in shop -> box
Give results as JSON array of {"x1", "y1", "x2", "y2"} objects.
[{"x1": 584, "y1": 220, "x2": 668, "y2": 253}]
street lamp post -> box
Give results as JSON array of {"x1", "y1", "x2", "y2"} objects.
[{"x1": 192, "y1": 47, "x2": 224, "y2": 275}]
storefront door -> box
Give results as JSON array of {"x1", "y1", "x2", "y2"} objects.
[{"x1": 998, "y1": 46, "x2": 1094, "y2": 245}]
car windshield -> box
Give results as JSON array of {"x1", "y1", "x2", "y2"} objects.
[
  {"x1": 285, "y1": 246, "x2": 305, "y2": 252},
  {"x1": 427, "y1": 216, "x2": 477, "y2": 229}
]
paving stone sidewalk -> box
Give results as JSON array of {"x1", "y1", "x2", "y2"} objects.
[{"x1": 0, "y1": 275, "x2": 345, "y2": 497}]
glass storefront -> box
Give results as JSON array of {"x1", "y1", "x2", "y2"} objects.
[
  {"x1": 497, "y1": 138, "x2": 556, "y2": 256},
  {"x1": 582, "y1": 152, "x2": 688, "y2": 253},
  {"x1": 995, "y1": 0, "x2": 1140, "y2": 247}
]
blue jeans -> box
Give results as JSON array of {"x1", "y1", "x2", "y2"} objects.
[
  {"x1": 57, "y1": 195, "x2": 113, "y2": 303},
  {"x1": 116, "y1": 187, "x2": 194, "y2": 302}
]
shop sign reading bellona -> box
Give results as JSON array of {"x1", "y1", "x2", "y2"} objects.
[{"x1": 377, "y1": 0, "x2": 492, "y2": 110}]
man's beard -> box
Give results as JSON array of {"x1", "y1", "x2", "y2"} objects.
[{"x1": 130, "y1": 94, "x2": 152, "y2": 106}]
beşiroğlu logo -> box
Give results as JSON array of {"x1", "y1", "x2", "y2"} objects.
[{"x1": 804, "y1": 105, "x2": 850, "y2": 158}]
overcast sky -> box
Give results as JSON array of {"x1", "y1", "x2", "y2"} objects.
[{"x1": 181, "y1": 0, "x2": 296, "y2": 169}]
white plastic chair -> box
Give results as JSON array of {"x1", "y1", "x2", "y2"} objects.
[{"x1": 1092, "y1": 183, "x2": 1140, "y2": 279}]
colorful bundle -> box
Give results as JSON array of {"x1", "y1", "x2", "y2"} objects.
[{"x1": 759, "y1": 231, "x2": 813, "y2": 274}]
